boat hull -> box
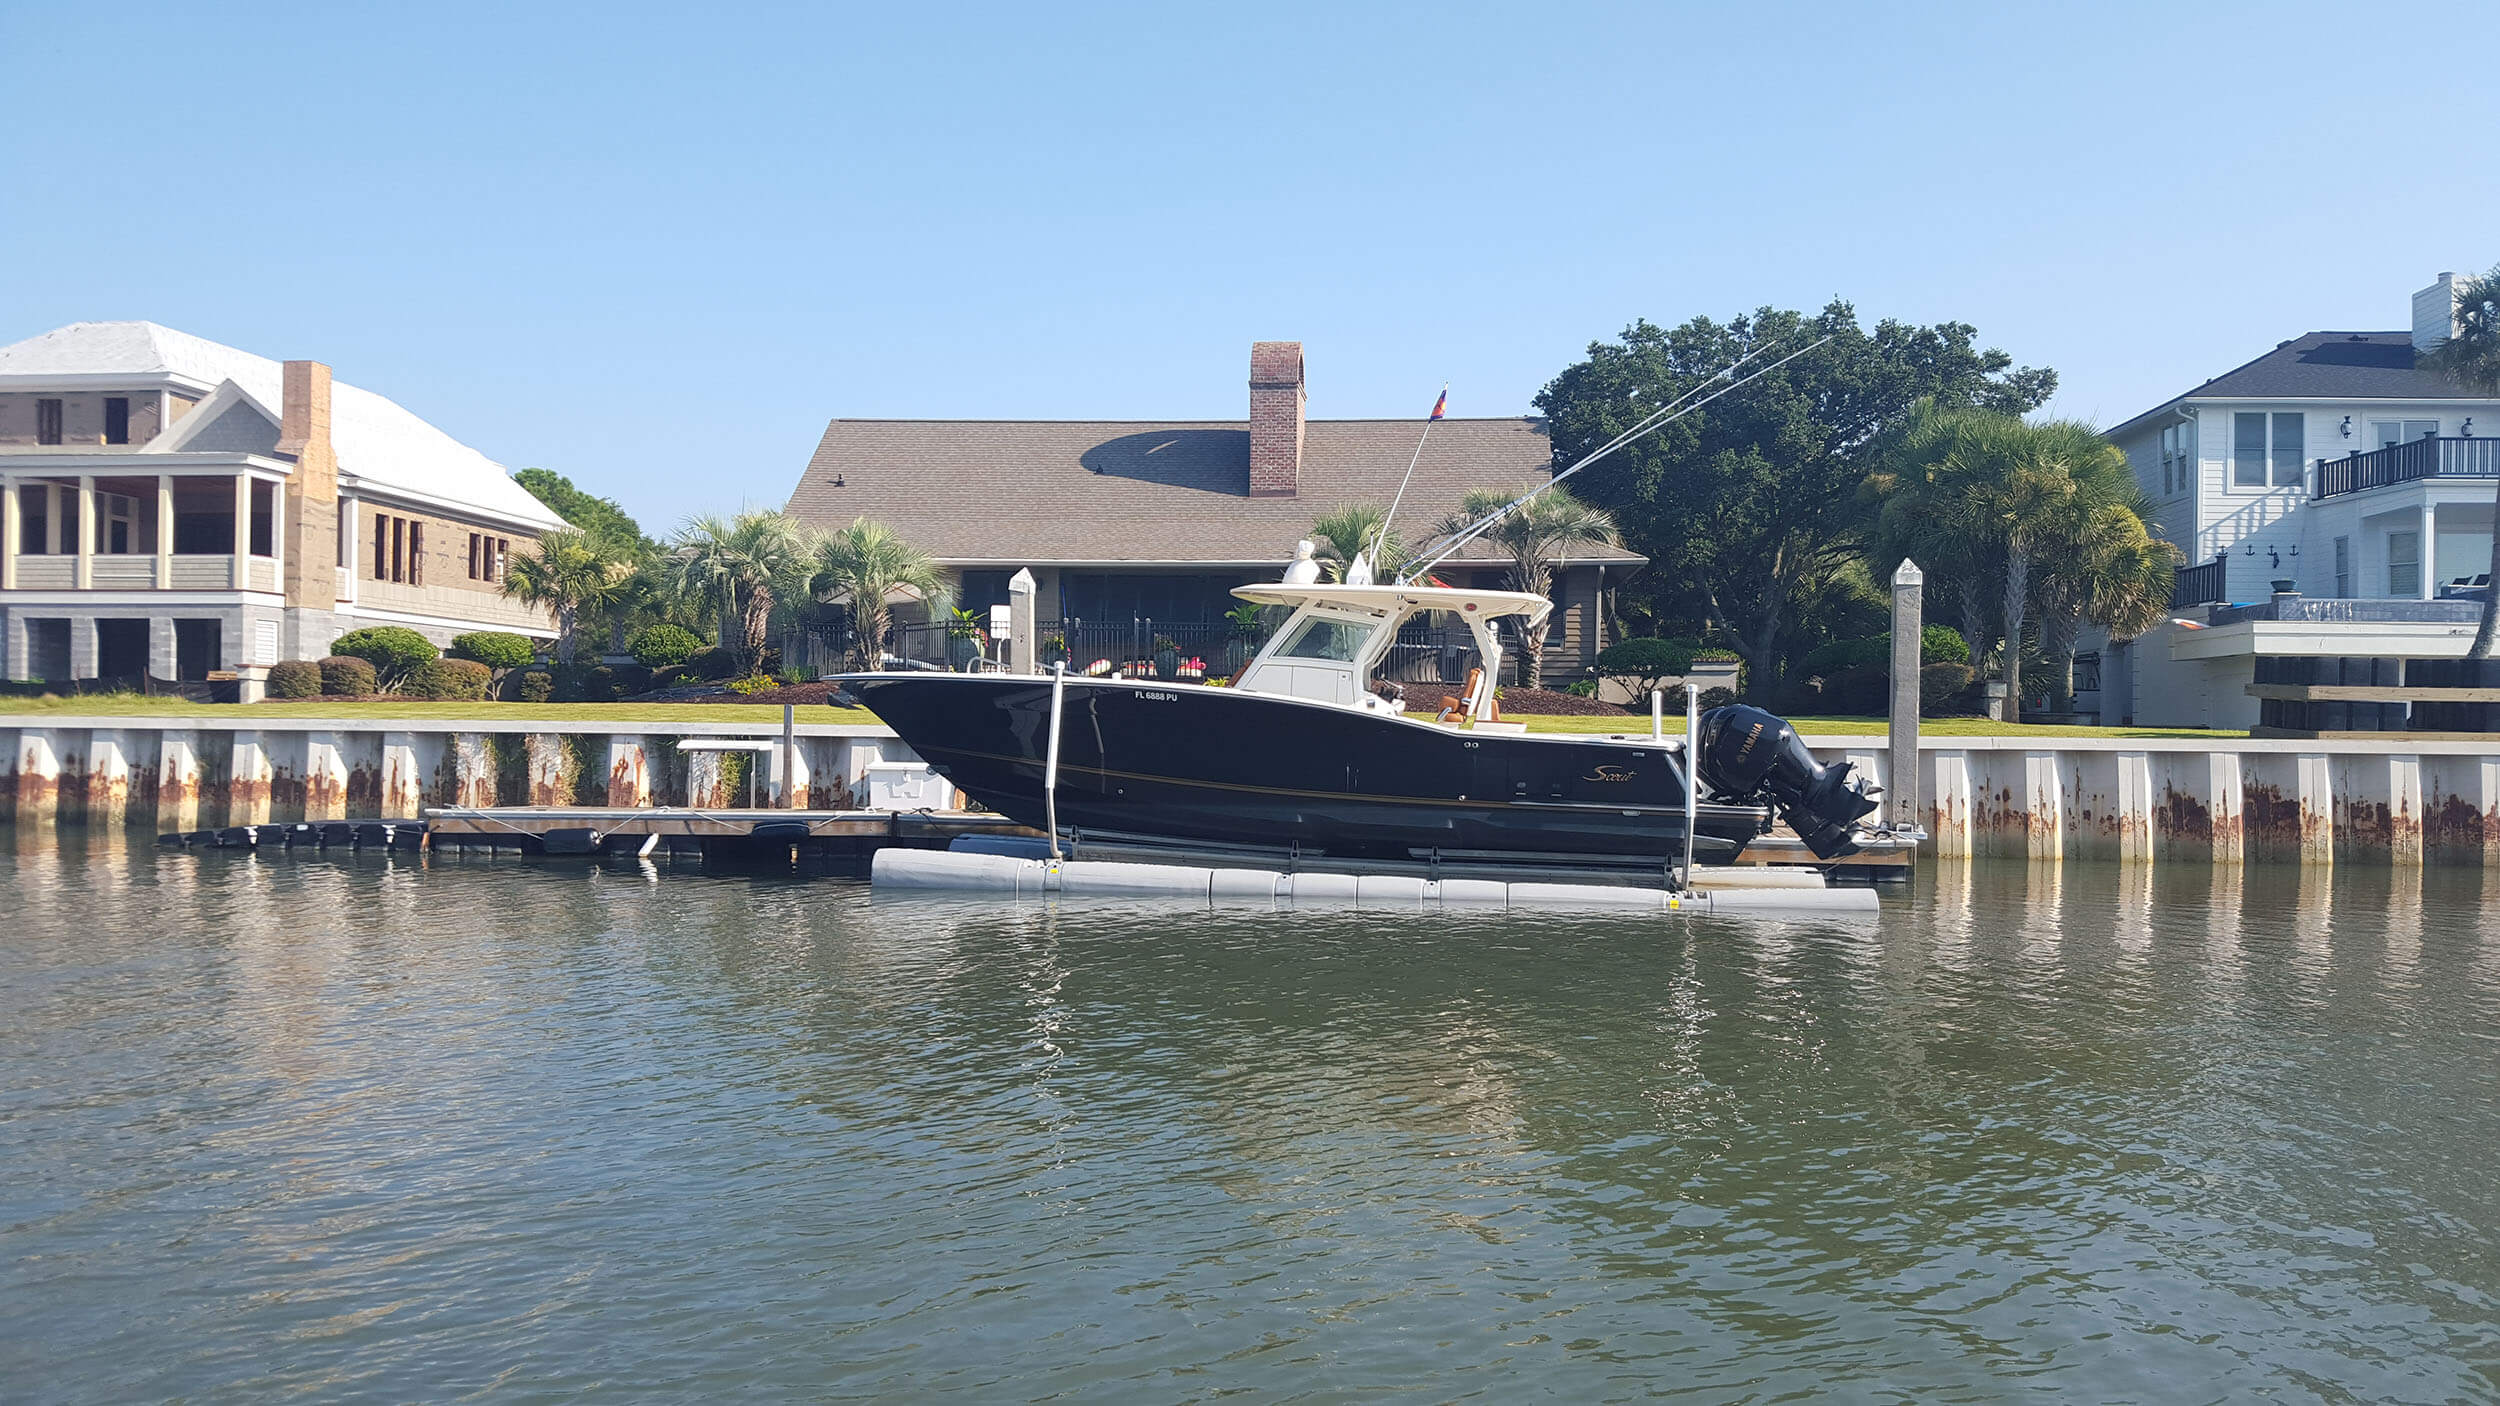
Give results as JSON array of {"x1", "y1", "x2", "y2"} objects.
[{"x1": 842, "y1": 674, "x2": 1769, "y2": 864}]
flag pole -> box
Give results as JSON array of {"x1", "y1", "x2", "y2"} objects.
[{"x1": 1370, "y1": 383, "x2": 1445, "y2": 576}]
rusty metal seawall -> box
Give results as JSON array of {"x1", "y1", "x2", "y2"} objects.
[{"x1": 0, "y1": 717, "x2": 920, "y2": 835}]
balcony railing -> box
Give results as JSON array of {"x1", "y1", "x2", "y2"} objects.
[
  {"x1": 2172, "y1": 552, "x2": 2228, "y2": 607},
  {"x1": 2315, "y1": 436, "x2": 2500, "y2": 500}
]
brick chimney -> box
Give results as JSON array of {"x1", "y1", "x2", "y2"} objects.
[
  {"x1": 1248, "y1": 341, "x2": 1304, "y2": 497},
  {"x1": 278, "y1": 360, "x2": 340, "y2": 611},
  {"x1": 2413, "y1": 272, "x2": 2462, "y2": 353}
]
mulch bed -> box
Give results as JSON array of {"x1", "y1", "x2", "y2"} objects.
[
  {"x1": 1494, "y1": 687, "x2": 1634, "y2": 717},
  {"x1": 620, "y1": 680, "x2": 861, "y2": 707}
]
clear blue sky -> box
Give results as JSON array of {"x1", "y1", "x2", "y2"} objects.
[{"x1": 5, "y1": 1, "x2": 2493, "y2": 532}]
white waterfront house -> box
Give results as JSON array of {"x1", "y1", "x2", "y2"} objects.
[
  {"x1": 0, "y1": 322, "x2": 569, "y2": 687},
  {"x1": 2100, "y1": 272, "x2": 2497, "y2": 730}
]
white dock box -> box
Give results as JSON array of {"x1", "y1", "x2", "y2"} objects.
[{"x1": 863, "y1": 761, "x2": 953, "y2": 810}]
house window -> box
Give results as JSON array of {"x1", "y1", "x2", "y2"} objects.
[
  {"x1": 2159, "y1": 422, "x2": 2196, "y2": 495},
  {"x1": 18, "y1": 487, "x2": 47, "y2": 555},
  {"x1": 408, "y1": 522, "x2": 424, "y2": 586},
  {"x1": 36, "y1": 399, "x2": 63, "y2": 445},
  {"x1": 104, "y1": 398, "x2": 130, "y2": 445},
  {"x1": 101, "y1": 494, "x2": 135, "y2": 554},
  {"x1": 374, "y1": 518, "x2": 390, "y2": 578},
  {"x1": 2369, "y1": 419, "x2": 2439, "y2": 449},
  {"x1": 2233, "y1": 413, "x2": 2267, "y2": 486},
  {"x1": 466, "y1": 531, "x2": 508, "y2": 583},
  {"x1": 248, "y1": 481, "x2": 274, "y2": 557},
  {"x1": 391, "y1": 517, "x2": 406, "y2": 582},
  {"x1": 2232, "y1": 412, "x2": 2304, "y2": 488},
  {"x1": 2388, "y1": 530, "x2": 2421, "y2": 597},
  {"x1": 2270, "y1": 413, "x2": 2304, "y2": 487},
  {"x1": 2333, "y1": 536, "x2": 2350, "y2": 597}
]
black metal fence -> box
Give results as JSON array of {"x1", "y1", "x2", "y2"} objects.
[
  {"x1": 2315, "y1": 436, "x2": 2500, "y2": 500},
  {"x1": 2172, "y1": 552, "x2": 2228, "y2": 607}
]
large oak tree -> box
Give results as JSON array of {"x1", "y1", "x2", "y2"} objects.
[{"x1": 1535, "y1": 301, "x2": 2053, "y2": 699}]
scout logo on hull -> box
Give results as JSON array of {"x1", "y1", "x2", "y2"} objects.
[{"x1": 1582, "y1": 765, "x2": 1637, "y2": 783}]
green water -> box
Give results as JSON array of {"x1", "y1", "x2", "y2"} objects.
[{"x1": 2, "y1": 841, "x2": 2495, "y2": 1402}]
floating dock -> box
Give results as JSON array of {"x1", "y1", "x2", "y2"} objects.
[
  {"x1": 874, "y1": 845, "x2": 1882, "y2": 918},
  {"x1": 421, "y1": 805, "x2": 1035, "y2": 855},
  {"x1": 162, "y1": 805, "x2": 1902, "y2": 916}
]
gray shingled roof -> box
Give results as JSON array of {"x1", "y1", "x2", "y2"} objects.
[
  {"x1": 2109, "y1": 331, "x2": 2486, "y2": 438},
  {"x1": 783, "y1": 417, "x2": 1647, "y2": 568}
]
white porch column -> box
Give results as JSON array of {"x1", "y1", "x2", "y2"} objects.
[
  {"x1": 231, "y1": 472, "x2": 250, "y2": 588},
  {"x1": 1, "y1": 475, "x2": 17, "y2": 590},
  {"x1": 74, "y1": 475, "x2": 94, "y2": 589},
  {"x1": 2421, "y1": 501, "x2": 2438, "y2": 600},
  {"x1": 156, "y1": 474, "x2": 174, "y2": 587}
]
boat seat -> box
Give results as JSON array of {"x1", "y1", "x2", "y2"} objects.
[{"x1": 1435, "y1": 668, "x2": 1498, "y2": 724}]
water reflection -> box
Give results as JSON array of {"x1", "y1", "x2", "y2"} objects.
[{"x1": 2, "y1": 843, "x2": 2496, "y2": 1401}]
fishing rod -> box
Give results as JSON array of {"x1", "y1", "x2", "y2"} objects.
[
  {"x1": 1393, "y1": 339, "x2": 1783, "y2": 580},
  {"x1": 1352, "y1": 385, "x2": 1448, "y2": 585},
  {"x1": 1381, "y1": 339, "x2": 1777, "y2": 583},
  {"x1": 1397, "y1": 333, "x2": 1834, "y2": 584}
]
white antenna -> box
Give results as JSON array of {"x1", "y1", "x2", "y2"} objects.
[
  {"x1": 1398, "y1": 335, "x2": 1833, "y2": 583},
  {"x1": 1364, "y1": 383, "x2": 1445, "y2": 579}
]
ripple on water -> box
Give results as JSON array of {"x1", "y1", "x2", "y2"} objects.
[{"x1": 0, "y1": 842, "x2": 2496, "y2": 1401}]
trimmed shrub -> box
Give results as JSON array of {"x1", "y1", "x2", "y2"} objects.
[
  {"x1": 331, "y1": 626, "x2": 438, "y2": 691},
  {"x1": 1920, "y1": 661, "x2": 1978, "y2": 716},
  {"x1": 318, "y1": 655, "x2": 377, "y2": 697},
  {"x1": 412, "y1": 657, "x2": 493, "y2": 701},
  {"x1": 266, "y1": 659, "x2": 323, "y2": 699},
  {"x1": 1826, "y1": 663, "x2": 1889, "y2": 716},
  {"x1": 1920, "y1": 624, "x2": 1970, "y2": 666},
  {"x1": 513, "y1": 668, "x2": 555, "y2": 703},
  {"x1": 1803, "y1": 628, "x2": 1972, "y2": 681},
  {"x1": 688, "y1": 645, "x2": 740, "y2": 680},
  {"x1": 559, "y1": 664, "x2": 624, "y2": 702},
  {"x1": 407, "y1": 657, "x2": 492, "y2": 701},
  {"x1": 1699, "y1": 686, "x2": 1737, "y2": 710},
  {"x1": 449, "y1": 631, "x2": 535, "y2": 672},
  {"x1": 1596, "y1": 636, "x2": 1695, "y2": 696},
  {"x1": 631, "y1": 623, "x2": 702, "y2": 670}
]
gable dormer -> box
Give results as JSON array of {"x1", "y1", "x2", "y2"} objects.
[{"x1": 146, "y1": 379, "x2": 281, "y2": 456}]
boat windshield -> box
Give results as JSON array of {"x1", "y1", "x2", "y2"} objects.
[{"x1": 1273, "y1": 615, "x2": 1370, "y2": 662}]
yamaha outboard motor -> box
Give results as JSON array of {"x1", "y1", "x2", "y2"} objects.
[{"x1": 1696, "y1": 705, "x2": 1882, "y2": 859}]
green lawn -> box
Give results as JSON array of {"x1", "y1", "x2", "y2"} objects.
[{"x1": 0, "y1": 693, "x2": 883, "y2": 726}]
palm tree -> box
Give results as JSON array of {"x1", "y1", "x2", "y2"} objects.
[
  {"x1": 810, "y1": 518, "x2": 951, "y2": 667},
  {"x1": 1873, "y1": 410, "x2": 2118, "y2": 721},
  {"x1": 1436, "y1": 485, "x2": 1618, "y2": 688},
  {"x1": 1309, "y1": 503, "x2": 1408, "y2": 582},
  {"x1": 2420, "y1": 265, "x2": 2500, "y2": 659},
  {"x1": 502, "y1": 528, "x2": 633, "y2": 666},
  {"x1": 664, "y1": 511, "x2": 813, "y2": 674},
  {"x1": 2033, "y1": 501, "x2": 2181, "y2": 713}
]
